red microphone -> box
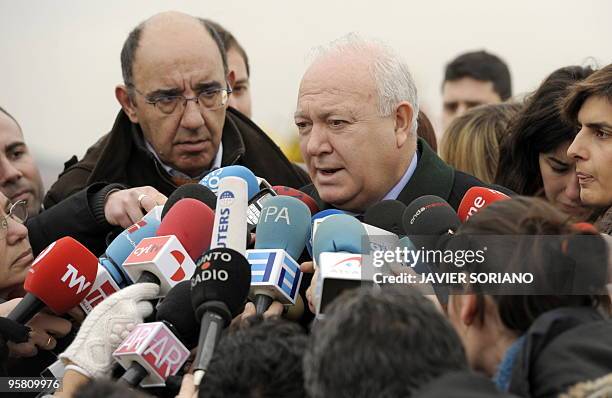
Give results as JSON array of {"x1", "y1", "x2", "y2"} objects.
[
  {"x1": 272, "y1": 186, "x2": 320, "y2": 215},
  {"x1": 457, "y1": 187, "x2": 510, "y2": 222},
  {"x1": 122, "y1": 199, "x2": 215, "y2": 295},
  {"x1": 8, "y1": 237, "x2": 98, "y2": 324},
  {"x1": 156, "y1": 198, "x2": 215, "y2": 260},
  {"x1": 113, "y1": 322, "x2": 190, "y2": 387}
]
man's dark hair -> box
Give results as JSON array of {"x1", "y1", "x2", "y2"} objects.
[
  {"x1": 453, "y1": 196, "x2": 609, "y2": 333},
  {"x1": 444, "y1": 50, "x2": 512, "y2": 100},
  {"x1": 304, "y1": 286, "x2": 468, "y2": 398},
  {"x1": 202, "y1": 19, "x2": 250, "y2": 77},
  {"x1": 74, "y1": 379, "x2": 148, "y2": 398},
  {"x1": 120, "y1": 16, "x2": 228, "y2": 87},
  {"x1": 198, "y1": 318, "x2": 307, "y2": 398}
]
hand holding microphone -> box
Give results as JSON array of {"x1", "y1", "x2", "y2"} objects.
[
  {"x1": 59, "y1": 282, "x2": 160, "y2": 379},
  {"x1": 104, "y1": 186, "x2": 168, "y2": 228},
  {"x1": 0, "y1": 298, "x2": 72, "y2": 357}
]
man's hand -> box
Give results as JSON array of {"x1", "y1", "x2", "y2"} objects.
[
  {"x1": 104, "y1": 186, "x2": 167, "y2": 228},
  {"x1": 176, "y1": 373, "x2": 196, "y2": 398},
  {"x1": 230, "y1": 301, "x2": 285, "y2": 329},
  {"x1": 301, "y1": 261, "x2": 318, "y2": 314}
]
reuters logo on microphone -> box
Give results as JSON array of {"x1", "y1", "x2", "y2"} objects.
[{"x1": 219, "y1": 191, "x2": 235, "y2": 207}]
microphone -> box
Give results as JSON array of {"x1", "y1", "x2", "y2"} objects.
[
  {"x1": 307, "y1": 209, "x2": 346, "y2": 259},
  {"x1": 8, "y1": 237, "x2": 98, "y2": 324},
  {"x1": 402, "y1": 196, "x2": 460, "y2": 306},
  {"x1": 312, "y1": 214, "x2": 369, "y2": 316},
  {"x1": 190, "y1": 248, "x2": 251, "y2": 386},
  {"x1": 155, "y1": 281, "x2": 199, "y2": 349},
  {"x1": 210, "y1": 177, "x2": 248, "y2": 256},
  {"x1": 200, "y1": 165, "x2": 260, "y2": 200},
  {"x1": 162, "y1": 184, "x2": 217, "y2": 219},
  {"x1": 246, "y1": 188, "x2": 276, "y2": 233},
  {"x1": 79, "y1": 265, "x2": 121, "y2": 313},
  {"x1": 122, "y1": 198, "x2": 215, "y2": 295},
  {"x1": 113, "y1": 321, "x2": 191, "y2": 388},
  {"x1": 100, "y1": 207, "x2": 162, "y2": 287},
  {"x1": 402, "y1": 195, "x2": 460, "y2": 251},
  {"x1": 457, "y1": 187, "x2": 510, "y2": 222},
  {"x1": 247, "y1": 196, "x2": 311, "y2": 314},
  {"x1": 271, "y1": 186, "x2": 320, "y2": 215},
  {"x1": 80, "y1": 208, "x2": 162, "y2": 313},
  {"x1": 363, "y1": 200, "x2": 406, "y2": 236}
]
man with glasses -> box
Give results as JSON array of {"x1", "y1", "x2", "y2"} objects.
[{"x1": 44, "y1": 11, "x2": 309, "y2": 214}]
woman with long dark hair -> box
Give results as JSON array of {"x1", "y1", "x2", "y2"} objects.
[{"x1": 496, "y1": 66, "x2": 594, "y2": 219}]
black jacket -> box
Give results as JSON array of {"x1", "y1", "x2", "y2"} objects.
[
  {"x1": 39, "y1": 108, "x2": 310, "y2": 255},
  {"x1": 509, "y1": 307, "x2": 612, "y2": 398},
  {"x1": 27, "y1": 183, "x2": 122, "y2": 256},
  {"x1": 301, "y1": 138, "x2": 509, "y2": 211},
  {"x1": 44, "y1": 107, "x2": 310, "y2": 206}
]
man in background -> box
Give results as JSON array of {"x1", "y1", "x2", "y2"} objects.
[
  {"x1": 203, "y1": 19, "x2": 253, "y2": 118},
  {"x1": 441, "y1": 50, "x2": 512, "y2": 131},
  {"x1": 0, "y1": 106, "x2": 44, "y2": 216}
]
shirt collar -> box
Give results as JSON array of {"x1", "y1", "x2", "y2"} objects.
[
  {"x1": 144, "y1": 140, "x2": 223, "y2": 180},
  {"x1": 381, "y1": 151, "x2": 418, "y2": 201}
]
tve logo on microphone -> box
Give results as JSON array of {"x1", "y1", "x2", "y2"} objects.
[{"x1": 113, "y1": 322, "x2": 190, "y2": 387}]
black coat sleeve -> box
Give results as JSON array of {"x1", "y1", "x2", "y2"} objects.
[{"x1": 27, "y1": 183, "x2": 122, "y2": 257}]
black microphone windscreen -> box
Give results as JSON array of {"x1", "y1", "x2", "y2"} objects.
[
  {"x1": 402, "y1": 195, "x2": 460, "y2": 237},
  {"x1": 363, "y1": 200, "x2": 407, "y2": 236},
  {"x1": 162, "y1": 184, "x2": 217, "y2": 219},
  {"x1": 190, "y1": 248, "x2": 251, "y2": 322},
  {"x1": 156, "y1": 281, "x2": 199, "y2": 348}
]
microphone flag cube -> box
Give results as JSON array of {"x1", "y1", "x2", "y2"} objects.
[
  {"x1": 122, "y1": 235, "x2": 196, "y2": 295},
  {"x1": 113, "y1": 322, "x2": 190, "y2": 388},
  {"x1": 79, "y1": 266, "x2": 121, "y2": 313},
  {"x1": 247, "y1": 249, "x2": 302, "y2": 305},
  {"x1": 316, "y1": 252, "x2": 374, "y2": 317}
]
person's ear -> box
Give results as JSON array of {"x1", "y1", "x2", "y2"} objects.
[
  {"x1": 115, "y1": 85, "x2": 139, "y2": 123},
  {"x1": 394, "y1": 101, "x2": 414, "y2": 148},
  {"x1": 460, "y1": 294, "x2": 479, "y2": 327}
]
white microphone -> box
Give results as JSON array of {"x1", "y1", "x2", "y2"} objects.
[
  {"x1": 210, "y1": 176, "x2": 248, "y2": 256},
  {"x1": 113, "y1": 322, "x2": 190, "y2": 388},
  {"x1": 121, "y1": 235, "x2": 197, "y2": 296},
  {"x1": 79, "y1": 265, "x2": 121, "y2": 313}
]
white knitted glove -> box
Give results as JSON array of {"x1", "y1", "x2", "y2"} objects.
[{"x1": 59, "y1": 282, "x2": 160, "y2": 379}]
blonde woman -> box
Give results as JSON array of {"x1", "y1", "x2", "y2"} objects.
[{"x1": 441, "y1": 102, "x2": 520, "y2": 184}]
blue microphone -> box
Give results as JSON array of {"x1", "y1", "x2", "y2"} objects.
[
  {"x1": 312, "y1": 214, "x2": 366, "y2": 265},
  {"x1": 247, "y1": 196, "x2": 311, "y2": 314},
  {"x1": 101, "y1": 210, "x2": 161, "y2": 287},
  {"x1": 311, "y1": 214, "x2": 369, "y2": 316},
  {"x1": 306, "y1": 209, "x2": 346, "y2": 257},
  {"x1": 199, "y1": 165, "x2": 260, "y2": 200}
]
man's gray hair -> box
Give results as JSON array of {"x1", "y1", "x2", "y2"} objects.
[{"x1": 310, "y1": 33, "x2": 419, "y2": 134}]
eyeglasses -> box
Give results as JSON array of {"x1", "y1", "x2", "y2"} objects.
[
  {"x1": 0, "y1": 200, "x2": 28, "y2": 240},
  {"x1": 129, "y1": 85, "x2": 232, "y2": 115}
]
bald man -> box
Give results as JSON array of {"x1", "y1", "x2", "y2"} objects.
[{"x1": 45, "y1": 11, "x2": 309, "y2": 213}]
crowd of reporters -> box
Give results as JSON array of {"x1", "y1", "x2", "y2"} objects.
[{"x1": 0, "y1": 9, "x2": 611, "y2": 398}]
